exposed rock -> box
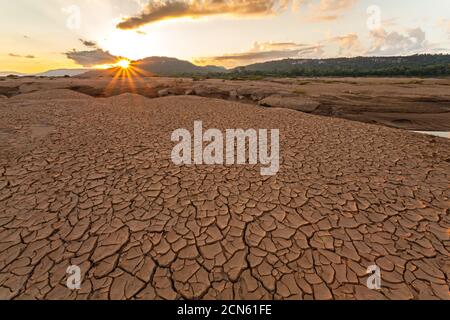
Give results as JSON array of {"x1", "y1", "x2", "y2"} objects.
[
  {"x1": 158, "y1": 89, "x2": 170, "y2": 97},
  {"x1": 259, "y1": 95, "x2": 320, "y2": 112}
]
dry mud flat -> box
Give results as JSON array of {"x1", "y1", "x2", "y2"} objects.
[
  {"x1": 1, "y1": 77, "x2": 450, "y2": 131},
  {"x1": 0, "y1": 89, "x2": 449, "y2": 300}
]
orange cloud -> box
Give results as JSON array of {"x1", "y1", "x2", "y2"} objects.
[
  {"x1": 116, "y1": 0, "x2": 358, "y2": 29},
  {"x1": 330, "y1": 33, "x2": 363, "y2": 55},
  {"x1": 303, "y1": 0, "x2": 357, "y2": 22},
  {"x1": 117, "y1": 0, "x2": 290, "y2": 29}
]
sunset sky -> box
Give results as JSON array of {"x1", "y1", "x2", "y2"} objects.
[{"x1": 1, "y1": 0, "x2": 449, "y2": 73}]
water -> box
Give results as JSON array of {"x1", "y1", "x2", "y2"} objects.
[{"x1": 413, "y1": 131, "x2": 450, "y2": 139}]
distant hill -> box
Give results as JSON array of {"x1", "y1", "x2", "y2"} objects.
[
  {"x1": 80, "y1": 56, "x2": 227, "y2": 78},
  {"x1": 134, "y1": 57, "x2": 226, "y2": 75},
  {"x1": 0, "y1": 71, "x2": 27, "y2": 77},
  {"x1": 35, "y1": 69, "x2": 87, "y2": 77},
  {"x1": 0, "y1": 69, "x2": 88, "y2": 77},
  {"x1": 230, "y1": 54, "x2": 450, "y2": 77}
]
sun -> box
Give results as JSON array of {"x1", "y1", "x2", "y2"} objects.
[{"x1": 116, "y1": 59, "x2": 130, "y2": 69}]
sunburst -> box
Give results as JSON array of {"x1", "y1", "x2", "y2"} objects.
[
  {"x1": 103, "y1": 59, "x2": 149, "y2": 97},
  {"x1": 116, "y1": 59, "x2": 130, "y2": 69}
]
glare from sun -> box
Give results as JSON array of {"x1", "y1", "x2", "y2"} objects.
[{"x1": 117, "y1": 59, "x2": 130, "y2": 69}]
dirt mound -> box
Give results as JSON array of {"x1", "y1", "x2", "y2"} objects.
[
  {"x1": 9, "y1": 88, "x2": 93, "y2": 101},
  {"x1": 102, "y1": 92, "x2": 152, "y2": 105}
]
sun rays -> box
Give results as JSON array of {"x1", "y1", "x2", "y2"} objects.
[
  {"x1": 116, "y1": 59, "x2": 130, "y2": 69},
  {"x1": 103, "y1": 59, "x2": 150, "y2": 97}
]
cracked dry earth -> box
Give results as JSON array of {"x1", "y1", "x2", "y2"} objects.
[{"x1": 0, "y1": 89, "x2": 449, "y2": 300}]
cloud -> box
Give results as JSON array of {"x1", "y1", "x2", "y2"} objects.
[
  {"x1": 115, "y1": 0, "x2": 359, "y2": 29},
  {"x1": 317, "y1": 0, "x2": 356, "y2": 11},
  {"x1": 367, "y1": 27, "x2": 431, "y2": 56},
  {"x1": 9, "y1": 53, "x2": 35, "y2": 59},
  {"x1": 251, "y1": 41, "x2": 308, "y2": 51},
  {"x1": 65, "y1": 49, "x2": 118, "y2": 67},
  {"x1": 193, "y1": 41, "x2": 324, "y2": 67},
  {"x1": 302, "y1": 0, "x2": 357, "y2": 22},
  {"x1": 194, "y1": 25, "x2": 435, "y2": 68},
  {"x1": 329, "y1": 33, "x2": 363, "y2": 56},
  {"x1": 117, "y1": 0, "x2": 290, "y2": 30},
  {"x1": 192, "y1": 21, "x2": 440, "y2": 68},
  {"x1": 79, "y1": 39, "x2": 98, "y2": 48},
  {"x1": 307, "y1": 14, "x2": 337, "y2": 22}
]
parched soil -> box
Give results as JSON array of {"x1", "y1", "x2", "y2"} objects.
[{"x1": 0, "y1": 85, "x2": 449, "y2": 300}]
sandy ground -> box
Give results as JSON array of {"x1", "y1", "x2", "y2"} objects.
[
  {"x1": 1, "y1": 76, "x2": 449, "y2": 131},
  {"x1": 0, "y1": 87, "x2": 449, "y2": 300}
]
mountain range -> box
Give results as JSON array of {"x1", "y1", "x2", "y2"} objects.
[
  {"x1": 0, "y1": 69, "x2": 87, "y2": 77},
  {"x1": 2, "y1": 54, "x2": 449, "y2": 78}
]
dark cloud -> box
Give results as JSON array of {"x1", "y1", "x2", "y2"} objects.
[
  {"x1": 117, "y1": 0, "x2": 286, "y2": 30},
  {"x1": 65, "y1": 49, "x2": 118, "y2": 67},
  {"x1": 9, "y1": 53, "x2": 35, "y2": 59},
  {"x1": 79, "y1": 39, "x2": 98, "y2": 48}
]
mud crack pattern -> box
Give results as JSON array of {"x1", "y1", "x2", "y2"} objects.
[{"x1": 0, "y1": 93, "x2": 449, "y2": 300}]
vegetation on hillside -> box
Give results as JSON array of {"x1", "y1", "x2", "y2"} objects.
[{"x1": 186, "y1": 54, "x2": 450, "y2": 79}]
